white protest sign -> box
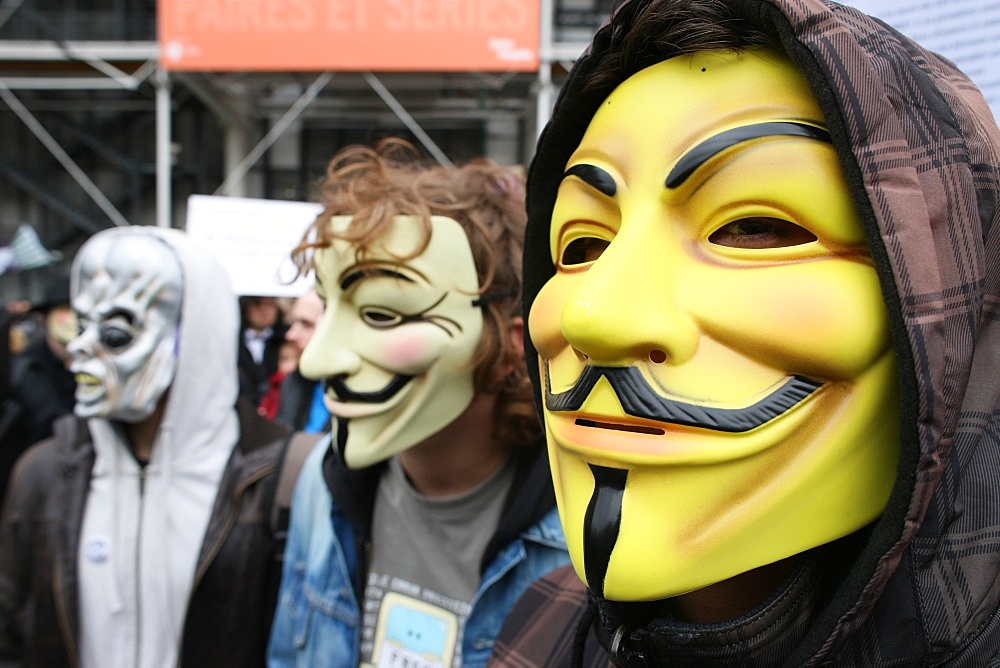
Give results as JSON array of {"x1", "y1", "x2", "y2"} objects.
[{"x1": 185, "y1": 194, "x2": 323, "y2": 297}]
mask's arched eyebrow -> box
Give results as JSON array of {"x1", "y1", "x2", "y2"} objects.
[
  {"x1": 665, "y1": 121, "x2": 831, "y2": 189},
  {"x1": 339, "y1": 267, "x2": 414, "y2": 290},
  {"x1": 564, "y1": 163, "x2": 617, "y2": 197}
]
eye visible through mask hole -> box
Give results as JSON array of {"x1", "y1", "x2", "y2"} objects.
[
  {"x1": 561, "y1": 237, "x2": 611, "y2": 265},
  {"x1": 99, "y1": 311, "x2": 137, "y2": 349},
  {"x1": 709, "y1": 217, "x2": 817, "y2": 249}
]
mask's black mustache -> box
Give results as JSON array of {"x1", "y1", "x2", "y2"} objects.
[
  {"x1": 545, "y1": 363, "x2": 822, "y2": 432},
  {"x1": 325, "y1": 374, "x2": 413, "y2": 403}
]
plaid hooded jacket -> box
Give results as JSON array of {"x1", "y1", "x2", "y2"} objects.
[{"x1": 492, "y1": 0, "x2": 1000, "y2": 664}]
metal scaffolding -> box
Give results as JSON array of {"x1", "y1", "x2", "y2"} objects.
[{"x1": 0, "y1": 0, "x2": 609, "y2": 300}]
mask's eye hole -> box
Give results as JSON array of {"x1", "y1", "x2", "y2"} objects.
[
  {"x1": 561, "y1": 237, "x2": 610, "y2": 266},
  {"x1": 709, "y1": 217, "x2": 817, "y2": 249},
  {"x1": 360, "y1": 307, "x2": 403, "y2": 328},
  {"x1": 99, "y1": 324, "x2": 134, "y2": 349}
]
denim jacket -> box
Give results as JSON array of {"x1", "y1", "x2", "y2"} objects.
[{"x1": 267, "y1": 437, "x2": 569, "y2": 668}]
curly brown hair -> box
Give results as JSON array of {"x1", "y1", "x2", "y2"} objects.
[{"x1": 294, "y1": 137, "x2": 539, "y2": 447}]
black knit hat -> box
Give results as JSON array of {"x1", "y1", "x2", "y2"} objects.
[{"x1": 30, "y1": 275, "x2": 71, "y2": 313}]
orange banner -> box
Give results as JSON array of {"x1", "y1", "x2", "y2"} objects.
[{"x1": 158, "y1": 0, "x2": 540, "y2": 72}]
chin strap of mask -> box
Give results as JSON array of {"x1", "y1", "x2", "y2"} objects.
[
  {"x1": 608, "y1": 624, "x2": 649, "y2": 667},
  {"x1": 471, "y1": 287, "x2": 517, "y2": 309},
  {"x1": 588, "y1": 597, "x2": 651, "y2": 667},
  {"x1": 594, "y1": 553, "x2": 823, "y2": 666}
]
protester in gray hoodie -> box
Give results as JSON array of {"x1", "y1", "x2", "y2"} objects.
[{"x1": 0, "y1": 227, "x2": 290, "y2": 667}]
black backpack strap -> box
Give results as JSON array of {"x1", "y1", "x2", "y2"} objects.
[{"x1": 271, "y1": 430, "x2": 325, "y2": 560}]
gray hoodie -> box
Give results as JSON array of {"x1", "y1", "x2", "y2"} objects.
[{"x1": 71, "y1": 227, "x2": 240, "y2": 668}]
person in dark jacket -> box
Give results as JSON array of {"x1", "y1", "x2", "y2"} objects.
[
  {"x1": 273, "y1": 288, "x2": 329, "y2": 432},
  {"x1": 489, "y1": 0, "x2": 1000, "y2": 665},
  {"x1": 238, "y1": 295, "x2": 288, "y2": 407},
  {"x1": 2, "y1": 276, "x2": 76, "y2": 496},
  {"x1": 0, "y1": 227, "x2": 290, "y2": 668},
  {"x1": 267, "y1": 139, "x2": 569, "y2": 667}
]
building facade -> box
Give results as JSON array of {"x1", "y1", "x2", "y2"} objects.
[{"x1": 0, "y1": 0, "x2": 612, "y2": 301}]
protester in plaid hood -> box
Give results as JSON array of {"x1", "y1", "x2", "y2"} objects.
[{"x1": 491, "y1": 0, "x2": 1000, "y2": 664}]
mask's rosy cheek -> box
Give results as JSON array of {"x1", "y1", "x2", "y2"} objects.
[
  {"x1": 694, "y1": 262, "x2": 890, "y2": 380},
  {"x1": 376, "y1": 328, "x2": 445, "y2": 375}
]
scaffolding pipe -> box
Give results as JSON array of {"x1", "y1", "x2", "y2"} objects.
[
  {"x1": 0, "y1": 0, "x2": 25, "y2": 30},
  {"x1": 536, "y1": 0, "x2": 556, "y2": 138},
  {"x1": 155, "y1": 67, "x2": 172, "y2": 228},
  {"x1": 215, "y1": 71, "x2": 333, "y2": 197},
  {"x1": 363, "y1": 72, "x2": 454, "y2": 168},
  {"x1": 0, "y1": 80, "x2": 129, "y2": 227}
]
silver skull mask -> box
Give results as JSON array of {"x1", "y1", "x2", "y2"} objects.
[{"x1": 68, "y1": 232, "x2": 184, "y2": 422}]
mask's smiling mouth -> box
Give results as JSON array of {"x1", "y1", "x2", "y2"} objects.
[
  {"x1": 74, "y1": 372, "x2": 103, "y2": 398},
  {"x1": 75, "y1": 372, "x2": 100, "y2": 387},
  {"x1": 322, "y1": 374, "x2": 415, "y2": 419},
  {"x1": 575, "y1": 419, "x2": 664, "y2": 435},
  {"x1": 326, "y1": 374, "x2": 413, "y2": 404}
]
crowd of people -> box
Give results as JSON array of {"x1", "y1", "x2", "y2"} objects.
[{"x1": 0, "y1": 0, "x2": 999, "y2": 665}]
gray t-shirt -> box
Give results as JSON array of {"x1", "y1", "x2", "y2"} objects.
[{"x1": 359, "y1": 455, "x2": 516, "y2": 668}]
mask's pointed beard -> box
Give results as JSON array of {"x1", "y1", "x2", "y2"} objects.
[
  {"x1": 584, "y1": 464, "x2": 628, "y2": 597},
  {"x1": 335, "y1": 417, "x2": 349, "y2": 461}
]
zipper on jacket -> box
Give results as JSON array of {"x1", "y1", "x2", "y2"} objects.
[
  {"x1": 134, "y1": 465, "x2": 146, "y2": 668},
  {"x1": 175, "y1": 463, "x2": 275, "y2": 666},
  {"x1": 189, "y1": 464, "x2": 274, "y2": 589},
  {"x1": 356, "y1": 538, "x2": 372, "y2": 605},
  {"x1": 356, "y1": 539, "x2": 373, "y2": 665}
]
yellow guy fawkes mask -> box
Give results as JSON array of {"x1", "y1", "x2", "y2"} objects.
[
  {"x1": 529, "y1": 49, "x2": 900, "y2": 602},
  {"x1": 300, "y1": 215, "x2": 484, "y2": 469}
]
